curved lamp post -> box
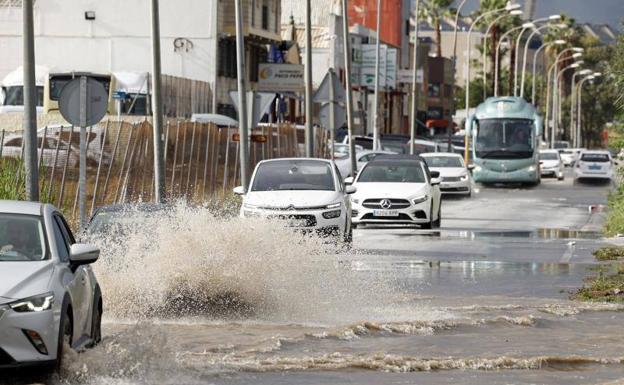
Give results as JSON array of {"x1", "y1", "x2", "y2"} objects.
[
  {"x1": 519, "y1": 21, "x2": 565, "y2": 99},
  {"x1": 576, "y1": 72, "x2": 601, "y2": 147},
  {"x1": 552, "y1": 60, "x2": 582, "y2": 145},
  {"x1": 465, "y1": 2, "x2": 521, "y2": 119},
  {"x1": 494, "y1": 23, "x2": 532, "y2": 96},
  {"x1": 482, "y1": 9, "x2": 523, "y2": 100},
  {"x1": 570, "y1": 68, "x2": 592, "y2": 147},
  {"x1": 531, "y1": 39, "x2": 566, "y2": 105}
]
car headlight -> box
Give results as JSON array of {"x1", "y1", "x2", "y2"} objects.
[
  {"x1": 324, "y1": 202, "x2": 342, "y2": 209},
  {"x1": 460, "y1": 174, "x2": 469, "y2": 181},
  {"x1": 322, "y1": 209, "x2": 342, "y2": 219},
  {"x1": 243, "y1": 202, "x2": 260, "y2": 209},
  {"x1": 413, "y1": 195, "x2": 429, "y2": 204},
  {"x1": 527, "y1": 165, "x2": 537, "y2": 172},
  {"x1": 9, "y1": 293, "x2": 54, "y2": 313},
  {"x1": 474, "y1": 165, "x2": 482, "y2": 172}
]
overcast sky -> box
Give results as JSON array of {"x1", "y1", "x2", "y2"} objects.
[{"x1": 452, "y1": 0, "x2": 624, "y2": 30}]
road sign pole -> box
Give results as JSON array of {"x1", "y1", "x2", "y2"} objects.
[
  {"x1": 234, "y1": 0, "x2": 250, "y2": 190},
  {"x1": 410, "y1": 0, "x2": 420, "y2": 155},
  {"x1": 341, "y1": 0, "x2": 357, "y2": 177},
  {"x1": 150, "y1": 0, "x2": 166, "y2": 202},
  {"x1": 329, "y1": 69, "x2": 336, "y2": 161},
  {"x1": 372, "y1": 0, "x2": 382, "y2": 151},
  {"x1": 304, "y1": 0, "x2": 314, "y2": 157},
  {"x1": 22, "y1": 0, "x2": 39, "y2": 201},
  {"x1": 79, "y1": 76, "x2": 87, "y2": 229}
]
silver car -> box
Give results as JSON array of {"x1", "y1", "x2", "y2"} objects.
[{"x1": 0, "y1": 200, "x2": 102, "y2": 370}]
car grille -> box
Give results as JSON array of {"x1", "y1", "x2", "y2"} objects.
[
  {"x1": 442, "y1": 176, "x2": 461, "y2": 182},
  {"x1": 441, "y1": 187, "x2": 469, "y2": 192},
  {"x1": 0, "y1": 347, "x2": 15, "y2": 366},
  {"x1": 362, "y1": 199, "x2": 411, "y2": 209},
  {"x1": 268, "y1": 214, "x2": 317, "y2": 227},
  {"x1": 361, "y1": 213, "x2": 413, "y2": 221}
]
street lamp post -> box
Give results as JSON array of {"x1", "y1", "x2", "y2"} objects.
[
  {"x1": 553, "y1": 60, "x2": 581, "y2": 145},
  {"x1": 513, "y1": 23, "x2": 537, "y2": 96},
  {"x1": 576, "y1": 72, "x2": 601, "y2": 147},
  {"x1": 570, "y1": 69, "x2": 592, "y2": 147},
  {"x1": 514, "y1": 15, "x2": 561, "y2": 96},
  {"x1": 372, "y1": 0, "x2": 382, "y2": 150},
  {"x1": 531, "y1": 39, "x2": 566, "y2": 105},
  {"x1": 410, "y1": 0, "x2": 422, "y2": 155},
  {"x1": 465, "y1": 3, "x2": 520, "y2": 120},
  {"x1": 482, "y1": 10, "x2": 523, "y2": 100},
  {"x1": 494, "y1": 23, "x2": 529, "y2": 97},
  {"x1": 445, "y1": 0, "x2": 468, "y2": 153},
  {"x1": 519, "y1": 21, "x2": 564, "y2": 99},
  {"x1": 544, "y1": 47, "x2": 583, "y2": 147}
]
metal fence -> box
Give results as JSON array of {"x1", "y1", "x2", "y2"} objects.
[{"x1": 0, "y1": 121, "x2": 330, "y2": 218}]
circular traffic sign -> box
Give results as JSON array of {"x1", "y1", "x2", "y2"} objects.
[{"x1": 59, "y1": 77, "x2": 109, "y2": 127}]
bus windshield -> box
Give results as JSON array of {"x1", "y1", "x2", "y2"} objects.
[{"x1": 475, "y1": 119, "x2": 534, "y2": 159}]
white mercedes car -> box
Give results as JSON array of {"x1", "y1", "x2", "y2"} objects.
[
  {"x1": 421, "y1": 152, "x2": 472, "y2": 196},
  {"x1": 235, "y1": 158, "x2": 355, "y2": 242},
  {"x1": 574, "y1": 150, "x2": 614, "y2": 182},
  {"x1": 348, "y1": 156, "x2": 442, "y2": 229},
  {"x1": 0, "y1": 201, "x2": 102, "y2": 370},
  {"x1": 539, "y1": 149, "x2": 565, "y2": 180}
]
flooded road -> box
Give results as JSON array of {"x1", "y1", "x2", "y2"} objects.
[{"x1": 10, "y1": 173, "x2": 624, "y2": 385}]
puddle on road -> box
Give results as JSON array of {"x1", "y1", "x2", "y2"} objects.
[{"x1": 392, "y1": 228, "x2": 602, "y2": 240}]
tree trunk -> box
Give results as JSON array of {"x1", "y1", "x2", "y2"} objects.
[{"x1": 435, "y1": 21, "x2": 442, "y2": 57}]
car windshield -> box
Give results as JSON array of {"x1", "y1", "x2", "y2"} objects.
[
  {"x1": 539, "y1": 152, "x2": 559, "y2": 161},
  {"x1": 475, "y1": 119, "x2": 534, "y2": 159},
  {"x1": 358, "y1": 162, "x2": 426, "y2": 183},
  {"x1": 251, "y1": 160, "x2": 335, "y2": 191},
  {"x1": 0, "y1": 214, "x2": 47, "y2": 261},
  {"x1": 581, "y1": 153, "x2": 610, "y2": 162},
  {"x1": 424, "y1": 156, "x2": 463, "y2": 168}
]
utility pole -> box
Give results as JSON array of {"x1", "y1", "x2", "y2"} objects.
[
  {"x1": 409, "y1": 0, "x2": 420, "y2": 155},
  {"x1": 150, "y1": 0, "x2": 165, "y2": 202},
  {"x1": 235, "y1": 0, "x2": 250, "y2": 190},
  {"x1": 341, "y1": 0, "x2": 357, "y2": 177},
  {"x1": 23, "y1": 0, "x2": 38, "y2": 201},
  {"x1": 372, "y1": 0, "x2": 382, "y2": 150},
  {"x1": 329, "y1": 69, "x2": 336, "y2": 161},
  {"x1": 304, "y1": 0, "x2": 314, "y2": 157}
]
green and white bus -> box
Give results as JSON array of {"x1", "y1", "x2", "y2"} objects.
[{"x1": 465, "y1": 97, "x2": 543, "y2": 185}]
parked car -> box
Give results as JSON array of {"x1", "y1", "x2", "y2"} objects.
[
  {"x1": 410, "y1": 139, "x2": 441, "y2": 154},
  {"x1": 554, "y1": 140, "x2": 571, "y2": 150},
  {"x1": 234, "y1": 158, "x2": 355, "y2": 242},
  {"x1": 559, "y1": 148, "x2": 585, "y2": 167},
  {"x1": 574, "y1": 150, "x2": 614, "y2": 182},
  {"x1": 341, "y1": 135, "x2": 374, "y2": 150},
  {"x1": 348, "y1": 156, "x2": 442, "y2": 229},
  {"x1": 331, "y1": 143, "x2": 364, "y2": 159},
  {"x1": 334, "y1": 150, "x2": 396, "y2": 178},
  {"x1": 0, "y1": 200, "x2": 102, "y2": 370},
  {"x1": 0, "y1": 134, "x2": 79, "y2": 168},
  {"x1": 421, "y1": 152, "x2": 473, "y2": 196},
  {"x1": 539, "y1": 149, "x2": 565, "y2": 180}
]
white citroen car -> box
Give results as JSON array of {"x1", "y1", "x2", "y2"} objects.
[
  {"x1": 235, "y1": 158, "x2": 355, "y2": 242},
  {"x1": 539, "y1": 149, "x2": 565, "y2": 180},
  {"x1": 349, "y1": 157, "x2": 442, "y2": 229},
  {"x1": 0, "y1": 201, "x2": 102, "y2": 370},
  {"x1": 421, "y1": 152, "x2": 472, "y2": 196},
  {"x1": 574, "y1": 150, "x2": 614, "y2": 182}
]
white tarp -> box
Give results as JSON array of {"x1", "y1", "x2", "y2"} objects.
[
  {"x1": 1, "y1": 65, "x2": 50, "y2": 87},
  {"x1": 113, "y1": 72, "x2": 149, "y2": 94}
]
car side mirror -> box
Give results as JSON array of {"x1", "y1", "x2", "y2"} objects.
[
  {"x1": 344, "y1": 176, "x2": 354, "y2": 185},
  {"x1": 467, "y1": 164, "x2": 475, "y2": 171},
  {"x1": 430, "y1": 170, "x2": 440, "y2": 179},
  {"x1": 345, "y1": 185, "x2": 357, "y2": 194},
  {"x1": 431, "y1": 178, "x2": 441, "y2": 186},
  {"x1": 69, "y1": 243, "x2": 99, "y2": 266},
  {"x1": 233, "y1": 186, "x2": 246, "y2": 195}
]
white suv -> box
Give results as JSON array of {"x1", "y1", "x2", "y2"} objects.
[
  {"x1": 235, "y1": 158, "x2": 356, "y2": 242},
  {"x1": 574, "y1": 150, "x2": 614, "y2": 182}
]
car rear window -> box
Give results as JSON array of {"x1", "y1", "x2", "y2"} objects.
[{"x1": 581, "y1": 154, "x2": 610, "y2": 162}]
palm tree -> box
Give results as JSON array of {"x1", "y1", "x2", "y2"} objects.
[{"x1": 419, "y1": 0, "x2": 454, "y2": 57}]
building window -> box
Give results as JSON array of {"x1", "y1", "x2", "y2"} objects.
[
  {"x1": 218, "y1": 39, "x2": 237, "y2": 79},
  {"x1": 428, "y1": 83, "x2": 441, "y2": 97},
  {"x1": 262, "y1": 1, "x2": 269, "y2": 30}
]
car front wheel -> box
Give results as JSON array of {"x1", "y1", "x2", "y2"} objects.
[{"x1": 55, "y1": 310, "x2": 72, "y2": 372}]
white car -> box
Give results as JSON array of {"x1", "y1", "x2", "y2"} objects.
[
  {"x1": 0, "y1": 200, "x2": 102, "y2": 370},
  {"x1": 348, "y1": 157, "x2": 442, "y2": 229},
  {"x1": 574, "y1": 150, "x2": 614, "y2": 182},
  {"x1": 235, "y1": 158, "x2": 355, "y2": 242},
  {"x1": 539, "y1": 149, "x2": 565, "y2": 180},
  {"x1": 421, "y1": 152, "x2": 472, "y2": 196},
  {"x1": 559, "y1": 149, "x2": 578, "y2": 167},
  {"x1": 1, "y1": 134, "x2": 79, "y2": 168},
  {"x1": 334, "y1": 150, "x2": 396, "y2": 178},
  {"x1": 331, "y1": 143, "x2": 364, "y2": 159}
]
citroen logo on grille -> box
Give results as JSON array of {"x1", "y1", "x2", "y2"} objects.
[
  {"x1": 380, "y1": 199, "x2": 392, "y2": 209},
  {"x1": 286, "y1": 205, "x2": 296, "y2": 211}
]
